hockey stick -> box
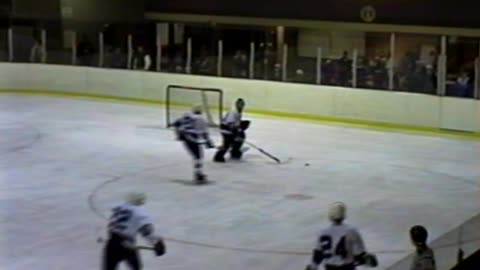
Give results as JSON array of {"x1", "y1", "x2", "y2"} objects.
[
  {"x1": 457, "y1": 225, "x2": 464, "y2": 263},
  {"x1": 96, "y1": 238, "x2": 155, "y2": 252},
  {"x1": 137, "y1": 245, "x2": 155, "y2": 251},
  {"x1": 245, "y1": 141, "x2": 282, "y2": 163}
]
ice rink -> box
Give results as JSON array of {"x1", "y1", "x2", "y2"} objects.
[{"x1": 1, "y1": 94, "x2": 479, "y2": 270}]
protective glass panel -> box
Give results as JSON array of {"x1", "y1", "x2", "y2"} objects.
[
  {"x1": 445, "y1": 37, "x2": 478, "y2": 99},
  {"x1": 357, "y1": 32, "x2": 390, "y2": 90},
  {"x1": 0, "y1": 27, "x2": 7, "y2": 61},
  {"x1": 285, "y1": 27, "x2": 316, "y2": 84},
  {"x1": 395, "y1": 33, "x2": 440, "y2": 95},
  {"x1": 103, "y1": 23, "x2": 130, "y2": 69}
]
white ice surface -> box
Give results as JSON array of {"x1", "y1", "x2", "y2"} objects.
[{"x1": 1, "y1": 94, "x2": 479, "y2": 270}]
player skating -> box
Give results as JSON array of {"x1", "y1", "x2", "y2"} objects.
[
  {"x1": 102, "y1": 192, "x2": 165, "y2": 270},
  {"x1": 174, "y1": 105, "x2": 215, "y2": 183},
  {"x1": 409, "y1": 225, "x2": 436, "y2": 270},
  {"x1": 214, "y1": 98, "x2": 250, "y2": 162},
  {"x1": 305, "y1": 202, "x2": 378, "y2": 270}
]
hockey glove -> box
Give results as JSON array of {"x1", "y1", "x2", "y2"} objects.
[
  {"x1": 153, "y1": 240, "x2": 166, "y2": 256},
  {"x1": 364, "y1": 253, "x2": 378, "y2": 267},
  {"x1": 174, "y1": 129, "x2": 184, "y2": 141}
]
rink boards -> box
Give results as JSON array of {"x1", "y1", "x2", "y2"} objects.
[{"x1": 0, "y1": 63, "x2": 479, "y2": 137}]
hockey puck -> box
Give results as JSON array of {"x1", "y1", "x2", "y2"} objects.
[{"x1": 305, "y1": 163, "x2": 310, "y2": 167}]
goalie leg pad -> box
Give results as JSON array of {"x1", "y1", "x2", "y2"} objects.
[
  {"x1": 230, "y1": 132, "x2": 245, "y2": 160},
  {"x1": 214, "y1": 134, "x2": 234, "y2": 162}
]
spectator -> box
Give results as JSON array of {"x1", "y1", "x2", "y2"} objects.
[
  {"x1": 109, "y1": 47, "x2": 127, "y2": 69},
  {"x1": 398, "y1": 52, "x2": 417, "y2": 90},
  {"x1": 173, "y1": 51, "x2": 184, "y2": 73},
  {"x1": 29, "y1": 37, "x2": 44, "y2": 63},
  {"x1": 410, "y1": 225, "x2": 436, "y2": 270},
  {"x1": 338, "y1": 51, "x2": 351, "y2": 86},
  {"x1": 133, "y1": 46, "x2": 152, "y2": 71},
  {"x1": 294, "y1": 68, "x2": 305, "y2": 83},
  {"x1": 232, "y1": 50, "x2": 248, "y2": 77},
  {"x1": 424, "y1": 50, "x2": 437, "y2": 68},
  {"x1": 77, "y1": 34, "x2": 95, "y2": 66},
  {"x1": 195, "y1": 47, "x2": 214, "y2": 75},
  {"x1": 450, "y1": 72, "x2": 471, "y2": 97},
  {"x1": 273, "y1": 63, "x2": 282, "y2": 81}
]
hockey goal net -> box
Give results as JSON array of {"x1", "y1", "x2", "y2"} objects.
[{"x1": 166, "y1": 85, "x2": 224, "y2": 128}]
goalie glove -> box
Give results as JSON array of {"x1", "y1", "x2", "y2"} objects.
[
  {"x1": 206, "y1": 140, "x2": 215, "y2": 149},
  {"x1": 153, "y1": 239, "x2": 166, "y2": 256},
  {"x1": 240, "y1": 120, "x2": 251, "y2": 131}
]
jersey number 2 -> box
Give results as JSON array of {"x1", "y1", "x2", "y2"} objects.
[
  {"x1": 320, "y1": 235, "x2": 347, "y2": 259},
  {"x1": 110, "y1": 208, "x2": 132, "y2": 231}
]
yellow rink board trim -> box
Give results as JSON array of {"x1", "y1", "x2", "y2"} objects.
[{"x1": 1, "y1": 89, "x2": 479, "y2": 141}]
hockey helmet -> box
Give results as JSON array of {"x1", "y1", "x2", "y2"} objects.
[
  {"x1": 126, "y1": 192, "x2": 146, "y2": 206},
  {"x1": 410, "y1": 225, "x2": 428, "y2": 244},
  {"x1": 328, "y1": 202, "x2": 346, "y2": 222},
  {"x1": 192, "y1": 105, "x2": 203, "y2": 114}
]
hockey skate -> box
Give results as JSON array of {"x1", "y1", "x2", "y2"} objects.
[
  {"x1": 195, "y1": 173, "x2": 207, "y2": 184},
  {"x1": 213, "y1": 155, "x2": 226, "y2": 163}
]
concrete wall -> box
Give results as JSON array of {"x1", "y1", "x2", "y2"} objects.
[
  {"x1": 61, "y1": 0, "x2": 144, "y2": 23},
  {"x1": 13, "y1": 0, "x2": 61, "y2": 19},
  {"x1": 0, "y1": 63, "x2": 479, "y2": 133},
  {"x1": 297, "y1": 29, "x2": 366, "y2": 58}
]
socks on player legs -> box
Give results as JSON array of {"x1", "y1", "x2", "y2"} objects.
[{"x1": 193, "y1": 159, "x2": 206, "y2": 182}]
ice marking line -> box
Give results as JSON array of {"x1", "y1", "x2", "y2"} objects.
[
  {"x1": 7, "y1": 132, "x2": 43, "y2": 153},
  {"x1": 1, "y1": 124, "x2": 43, "y2": 154},
  {"x1": 88, "y1": 165, "x2": 480, "y2": 256}
]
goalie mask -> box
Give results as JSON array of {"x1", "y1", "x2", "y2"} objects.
[{"x1": 235, "y1": 98, "x2": 245, "y2": 113}]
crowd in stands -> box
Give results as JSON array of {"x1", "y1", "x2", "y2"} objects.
[{"x1": 16, "y1": 30, "x2": 476, "y2": 99}]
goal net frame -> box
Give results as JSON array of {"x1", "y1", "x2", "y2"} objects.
[{"x1": 165, "y1": 85, "x2": 224, "y2": 128}]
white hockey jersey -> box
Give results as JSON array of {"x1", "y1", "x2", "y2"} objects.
[
  {"x1": 220, "y1": 110, "x2": 242, "y2": 135},
  {"x1": 108, "y1": 203, "x2": 153, "y2": 241},
  {"x1": 314, "y1": 223, "x2": 366, "y2": 266},
  {"x1": 174, "y1": 112, "x2": 210, "y2": 143}
]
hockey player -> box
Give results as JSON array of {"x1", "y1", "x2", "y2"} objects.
[
  {"x1": 102, "y1": 192, "x2": 166, "y2": 270},
  {"x1": 409, "y1": 225, "x2": 436, "y2": 270},
  {"x1": 305, "y1": 202, "x2": 378, "y2": 270},
  {"x1": 213, "y1": 98, "x2": 250, "y2": 162},
  {"x1": 174, "y1": 105, "x2": 215, "y2": 183}
]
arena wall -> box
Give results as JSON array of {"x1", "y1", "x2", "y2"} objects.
[{"x1": 0, "y1": 63, "x2": 479, "y2": 134}]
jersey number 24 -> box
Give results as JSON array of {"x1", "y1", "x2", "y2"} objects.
[{"x1": 320, "y1": 235, "x2": 347, "y2": 259}]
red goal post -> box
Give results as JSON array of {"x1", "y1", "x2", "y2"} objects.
[{"x1": 165, "y1": 85, "x2": 224, "y2": 128}]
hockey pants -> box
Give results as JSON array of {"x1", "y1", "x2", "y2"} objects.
[{"x1": 102, "y1": 233, "x2": 141, "y2": 270}]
